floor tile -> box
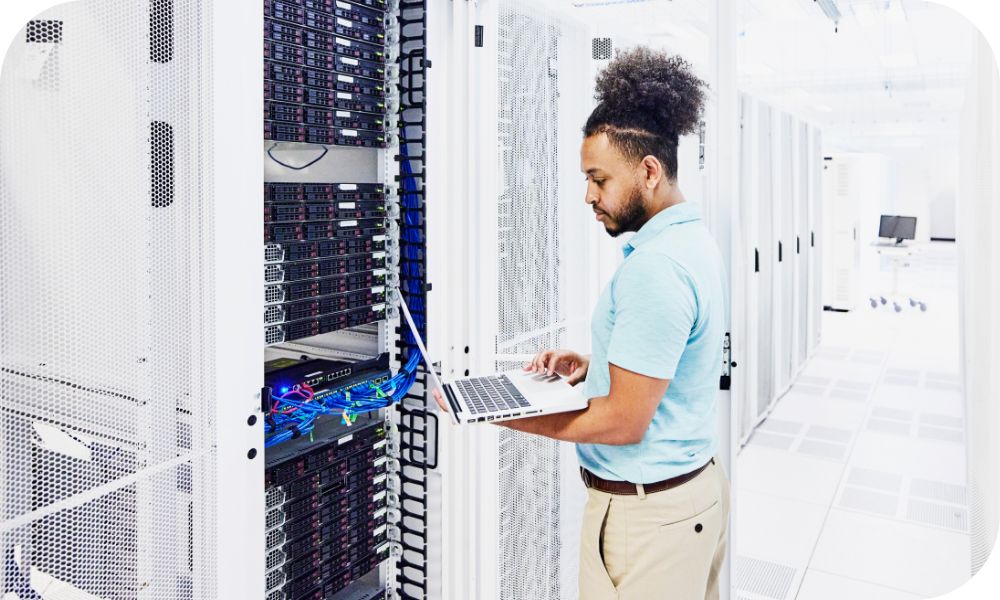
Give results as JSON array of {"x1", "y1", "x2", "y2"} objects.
[
  {"x1": 796, "y1": 569, "x2": 925, "y2": 600},
  {"x1": 809, "y1": 509, "x2": 970, "y2": 597},
  {"x1": 737, "y1": 446, "x2": 845, "y2": 506}
]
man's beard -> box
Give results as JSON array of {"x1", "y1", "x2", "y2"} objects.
[{"x1": 600, "y1": 184, "x2": 646, "y2": 238}]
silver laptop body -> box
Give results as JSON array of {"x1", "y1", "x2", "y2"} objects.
[{"x1": 398, "y1": 295, "x2": 589, "y2": 424}]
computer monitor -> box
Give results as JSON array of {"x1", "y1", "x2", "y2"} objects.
[{"x1": 878, "y1": 215, "x2": 917, "y2": 244}]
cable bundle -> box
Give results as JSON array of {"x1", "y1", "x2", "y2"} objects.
[{"x1": 265, "y1": 352, "x2": 421, "y2": 448}]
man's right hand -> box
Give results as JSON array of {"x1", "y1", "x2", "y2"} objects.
[{"x1": 525, "y1": 349, "x2": 590, "y2": 386}]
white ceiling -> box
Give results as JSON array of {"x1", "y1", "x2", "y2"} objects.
[
  {"x1": 737, "y1": 0, "x2": 975, "y2": 151},
  {"x1": 549, "y1": 0, "x2": 976, "y2": 152}
]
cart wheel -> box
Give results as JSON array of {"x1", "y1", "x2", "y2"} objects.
[
  {"x1": 909, "y1": 298, "x2": 917, "y2": 307},
  {"x1": 893, "y1": 303, "x2": 902, "y2": 313},
  {"x1": 870, "y1": 297, "x2": 878, "y2": 308},
  {"x1": 880, "y1": 296, "x2": 888, "y2": 305},
  {"x1": 919, "y1": 303, "x2": 927, "y2": 312}
]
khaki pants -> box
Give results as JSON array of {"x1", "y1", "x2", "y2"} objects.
[{"x1": 578, "y1": 459, "x2": 730, "y2": 600}]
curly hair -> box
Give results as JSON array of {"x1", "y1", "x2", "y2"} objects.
[{"x1": 584, "y1": 47, "x2": 708, "y2": 181}]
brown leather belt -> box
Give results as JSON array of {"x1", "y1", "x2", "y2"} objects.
[{"x1": 580, "y1": 458, "x2": 713, "y2": 496}]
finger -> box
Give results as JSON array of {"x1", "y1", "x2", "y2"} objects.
[
  {"x1": 432, "y1": 388, "x2": 449, "y2": 412},
  {"x1": 546, "y1": 351, "x2": 572, "y2": 376},
  {"x1": 533, "y1": 351, "x2": 552, "y2": 373},
  {"x1": 566, "y1": 367, "x2": 586, "y2": 386}
]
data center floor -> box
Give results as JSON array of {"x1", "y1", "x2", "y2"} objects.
[{"x1": 734, "y1": 242, "x2": 969, "y2": 600}]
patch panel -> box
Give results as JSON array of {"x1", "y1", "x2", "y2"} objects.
[
  {"x1": 270, "y1": 304, "x2": 387, "y2": 344},
  {"x1": 265, "y1": 121, "x2": 387, "y2": 147},
  {"x1": 264, "y1": 218, "x2": 385, "y2": 243},
  {"x1": 264, "y1": 288, "x2": 387, "y2": 325},
  {"x1": 266, "y1": 183, "x2": 385, "y2": 203},
  {"x1": 265, "y1": 200, "x2": 386, "y2": 223},
  {"x1": 265, "y1": 102, "x2": 385, "y2": 133},
  {"x1": 264, "y1": 235, "x2": 387, "y2": 264}
]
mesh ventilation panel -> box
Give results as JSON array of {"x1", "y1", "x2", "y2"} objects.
[
  {"x1": 591, "y1": 37, "x2": 611, "y2": 60},
  {"x1": 496, "y1": 2, "x2": 564, "y2": 598},
  {"x1": 1, "y1": 2, "x2": 216, "y2": 599}
]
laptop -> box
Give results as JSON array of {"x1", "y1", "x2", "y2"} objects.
[{"x1": 398, "y1": 296, "x2": 589, "y2": 425}]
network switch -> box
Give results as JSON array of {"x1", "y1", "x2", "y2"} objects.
[
  {"x1": 266, "y1": 183, "x2": 385, "y2": 203},
  {"x1": 264, "y1": 235, "x2": 387, "y2": 264},
  {"x1": 265, "y1": 103, "x2": 385, "y2": 133},
  {"x1": 264, "y1": 354, "x2": 390, "y2": 395}
]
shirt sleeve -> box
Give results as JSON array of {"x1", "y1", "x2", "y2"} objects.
[{"x1": 606, "y1": 252, "x2": 696, "y2": 380}]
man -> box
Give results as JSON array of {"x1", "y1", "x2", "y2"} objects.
[{"x1": 435, "y1": 48, "x2": 729, "y2": 600}]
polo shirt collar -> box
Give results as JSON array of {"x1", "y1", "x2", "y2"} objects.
[{"x1": 623, "y1": 202, "x2": 702, "y2": 257}]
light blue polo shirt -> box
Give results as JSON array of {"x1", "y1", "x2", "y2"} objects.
[{"x1": 578, "y1": 201, "x2": 727, "y2": 484}]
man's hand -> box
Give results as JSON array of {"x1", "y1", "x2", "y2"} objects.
[
  {"x1": 525, "y1": 349, "x2": 590, "y2": 385},
  {"x1": 431, "y1": 387, "x2": 449, "y2": 413}
]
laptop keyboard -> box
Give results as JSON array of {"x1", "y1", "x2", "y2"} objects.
[{"x1": 454, "y1": 374, "x2": 530, "y2": 415}]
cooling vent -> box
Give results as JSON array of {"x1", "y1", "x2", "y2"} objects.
[
  {"x1": 592, "y1": 37, "x2": 612, "y2": 60},
  {"x1": 26, "y1": 20, "x2": 63, "y2": 43}
]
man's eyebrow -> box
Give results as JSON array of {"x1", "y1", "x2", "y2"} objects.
[{"x1": 584, "y1": 168, "x2": 606, "y2": 176}]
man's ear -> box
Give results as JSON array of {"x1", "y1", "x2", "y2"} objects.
[{"x1": 641, "y1": 155, "x2": 663, "y2": 189}]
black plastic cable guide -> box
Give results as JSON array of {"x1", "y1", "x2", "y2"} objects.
[{"x1": 392, "y1": 2, "x2": 431, "y2": 599}]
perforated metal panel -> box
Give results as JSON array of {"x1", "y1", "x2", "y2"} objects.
[
  {"x1": 1, "y1": 2, "x2": 217, "y2": 599},
  {"x1": 496, "y1": 2, "x2": 564, "y2": 598}
]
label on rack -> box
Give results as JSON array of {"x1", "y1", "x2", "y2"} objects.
[
  {"x1": 336, "y1": 37, "x2": 352, "y2": 47},
  {"x1": 338, "y1": 201, "x2": 356, "y2": 209},
  {"x1": 338, "y1": 74, "x2": 355, "y2": 83},
  {"x1": 340, "y1": 220, "x2": 358, "y2": 227}
]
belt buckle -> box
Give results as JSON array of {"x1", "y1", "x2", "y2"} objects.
[{"x1": 580, "y1": 467, "x2": 595, "y2": 489}]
